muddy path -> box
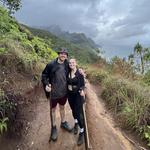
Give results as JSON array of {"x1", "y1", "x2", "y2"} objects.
[
  {"x1": 16, "y1": 98, "x2": 85, "y2": 150},
  {"x1": 85, "y1": 83, "x2": 136, "y2": 150},
  {"x1": 0, "y1": 82, "x2": 138, "y2": 150}
]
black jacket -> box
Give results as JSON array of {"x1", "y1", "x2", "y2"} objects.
[
  {"x1": 41, "y1": 58, "x2": 69, "y2": 98},
  {"x1": 67, "y1": 69, "x2": 85, "y2": 94}
]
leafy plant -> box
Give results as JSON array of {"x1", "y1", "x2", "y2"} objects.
[
  {"x1": 1, "y1": 0, "x2": 22, "y2": 14},
  {"x1": 87, "y1": 67, "x2": 150, "y2": 147},
  {"x1": 144, "y1": 126, "x2": 150, "y2": 147},
  {"x1": 128, "y1": 42, "x2": 150, "y2": 74},
  {"x1": 143, "y1": 70, "x2": 150, "y2": 85},
  {"x1": 0, "y1": 117, "x2": 8, "y2": 134},
  {"x1": 0, "y1": 47, "x2": 7, "y2": 54}
]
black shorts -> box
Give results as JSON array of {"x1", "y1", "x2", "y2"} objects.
[{"x1": 51, "y1": 96, "x2": 67, "y2": 108}]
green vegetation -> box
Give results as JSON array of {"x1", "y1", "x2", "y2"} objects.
[
  {"x1": 0, "y1": 6, "x2": 57, "y2": 134},
  {"x1": 0, "y1": 0, "x2": 21, "y2": 14},
  {"x1": 101, "y1": 78, "x2": 150, "y2": 147},
  {"x1": 85, "y1": 43, "x2": 150, "y2": 146},
  {"x1": 86, "y1": 47, "x2": 150, "y2": 146},
  {"x1": 39, "y1": 25, "x2": 100, "y2": 53},
  {"x1": 128, "y1": 42, "x2": 150, "y2": 74},
  {"x1": 26, "y1": 26, "x2": 100, "y2": 64},
  {"x1": 86, "y1": 59, "x2": 150, "y2": 147},
  {"x1": 0, "y1": 6, "x2": 57, "y2": 70},
  {"x1": 0, "y1": 117, "x2": 8, "y2": 134},
  {"x1": 143, "y1": 70, "x2": 150, "y2": 86},
  {"x1": 0, "y1": 47, "x2": 7, "y2": 54},
  {"x1": 0, "y1": 89, "x2": 9, "y2": 134}
]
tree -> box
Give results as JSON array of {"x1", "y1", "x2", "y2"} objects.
[
  {"x1": 134, "y1": 42, "x2": 145, "y2": 74},
  {"x1": 128, "y1": 54, "x2": 134, "y2": 65},
  {"x1": 0, "y1": 0, "x2": 7, "y2": 5},
  {"x1": 144, "y1": 48, "x2": 150, "y2": 71},
  {"x1": 7, "y1": 0, "x2": 21, "y2": 14},
  {"x1": 0, "y1": 0, "x2": 21, "y2": 14},
  {"x1": 144, "y1": 48, "x2": 150, "y2": 62}
]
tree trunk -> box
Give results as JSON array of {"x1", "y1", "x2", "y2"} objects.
[
  {"x1": 9, "y1": 5, "x2": 13, "y2": 15},
  {"x1": 140, "y1": 54, "x2": 144, "y2": 74}
]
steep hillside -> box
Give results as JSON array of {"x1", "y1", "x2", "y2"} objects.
[
  {"x1": 44, "y1": 25, "x2": 100, "y2": 49},
  {"x1": 41, "y1": 25, "x2": 100, "y2": 49},
  {"x1": 0, "y1": 6, "x2": 57, "y2": 135},
  {"x1": 26, "y1": 26, "x2": 101, "y2": 64}
]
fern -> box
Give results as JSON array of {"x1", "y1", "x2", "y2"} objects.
[{"x1": 0, "y1": 117, "x2": 8, "y2": 134}]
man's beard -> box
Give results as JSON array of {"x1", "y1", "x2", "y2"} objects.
[{"x1": 58, "y1": 57, "x2": 66, "y2": 63}]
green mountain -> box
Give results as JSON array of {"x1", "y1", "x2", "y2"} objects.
[
  {"x1": 0, "y1": 6, "x2": 57, "y2": 73},
  {"x1": 26, "y1": 26, "x2": 101, "y2": 64},
  {"x1": 43, "y1": 25, "x2": 100, "y2": 50}
]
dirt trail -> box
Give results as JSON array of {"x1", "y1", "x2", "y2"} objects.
[
  {"x1": 17, "y1": 98, "x2": 85, "y2": 150},
  {"x1": 0, "y1": 82, "x2": 137, "y2": 150},
  {"x1": 86, "y1": 82, "x2": 136, "y2": 150}
]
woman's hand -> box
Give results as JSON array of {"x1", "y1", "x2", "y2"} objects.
[
  {"x1": 80, "y1": 90, "x2": 85, "y2": 97},
  {"x1": 79, "y1": 68, "x2": 86, "y2": 78},
  {"x1": 45, "y1": 84, "x2": 51, "y2": 92}
]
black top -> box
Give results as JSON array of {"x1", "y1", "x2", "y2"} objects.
[
  {"x1": 41, "y1": 58, "x2": 69, "y2": 99},
  {"x1": 50, "y1": 62, "x2": 67, "y2": 99},
  {"x1": 67, "y1": 69, "x2": 85, "y2": 94}
]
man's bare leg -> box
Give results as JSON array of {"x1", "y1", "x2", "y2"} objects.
[
  {"x1": 59, "y1": 104, "x2": 72, "y2": 132},
  {"x1": 59, "y1": 104, "x2": 65, "y2": 123},
  {"x1": 52, "y1": 107, "x2": 56, "y2": 126},
  {"x1": 50, "y1": 107, "x2": 57, "y2": 141}
]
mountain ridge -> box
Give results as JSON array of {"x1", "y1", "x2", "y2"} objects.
[
  {"x1": 36, "y1": 25, "x2": 101, "y2": 50},
  {"x1": 26, "y1": 25, "x2": 101, "y2": 64}
]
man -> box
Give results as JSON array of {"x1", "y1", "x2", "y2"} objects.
[{"x1": 41, "y1": 48, "x2": 72, "y2": 141}]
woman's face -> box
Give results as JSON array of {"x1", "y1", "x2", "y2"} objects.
[{"x1": 69, "y1": 59, "x2": 77, "y2": 70}]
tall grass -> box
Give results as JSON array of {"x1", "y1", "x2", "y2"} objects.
[{"x1": 86, "y1": 67, "x2": 150, "y2": 147}]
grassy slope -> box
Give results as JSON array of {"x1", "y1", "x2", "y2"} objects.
[
  {"x1": 0, "y1": 6, "x2": 57, "y2": 134},
  {"x1": 86, "y1": 63, "x2": 150, "y2": 147}
]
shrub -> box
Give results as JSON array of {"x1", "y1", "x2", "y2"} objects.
[
  {"x1": 0, "y1": 48, "x2": 7, "y2": 54},
  {"x1": 31, "y1": 37, "x2": 57, "y2": 59},
  {"x1": 86, "y1": 67, "x2": 109, "y2": 84},
  {"x1": 111, "y1": 56, "x2": 135, "y2": 78},
  {"x1": 0, "y1": 89, "x2": 14, "y2": 134},
  {"x1": 0, "y1": 6, "x2": 18, "y2": 35},
  {"x1": 87, "y1": 68, "x2": 150, "y2": 146},
  {"x1": 0, "y1": 117, "x2": 8, "y2": 134},
  {"x1": 143, "y1": 70, "x2": 150, "y2": 85}
]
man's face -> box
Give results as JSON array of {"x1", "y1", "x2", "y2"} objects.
[{"x1": 58, "y1": 52, "x2": 67, "y2": 62}]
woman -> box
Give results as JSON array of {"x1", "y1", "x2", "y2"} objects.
[{"x1": 67, "y1": 58, "x2": 85, "y2": 146}]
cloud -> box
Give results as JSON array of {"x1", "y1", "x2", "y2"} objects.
[
  {"x1": 16, "y1": 0, "x2": 103, "y2": 38},
  {"x1": 15, "y1": 0, "x2": 150, "y2": 58}
]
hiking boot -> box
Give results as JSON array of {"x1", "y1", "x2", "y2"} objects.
[
  {"x1": 50, "y1": 126, "x2": 58, "y2": 141},
  {"x1": 74, "y1": 123, "x2": 78, "y2": 135},
  {"x1": 60, "y1": 121, "x2": 72, "y2": 132},
  {"x1": 77, "y1": 132, "x2": 84, "y2": 146}
]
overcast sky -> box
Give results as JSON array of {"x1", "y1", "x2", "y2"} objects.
[{"x1": 15, "y1": 0, "x2": 150, "y2": 59}]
